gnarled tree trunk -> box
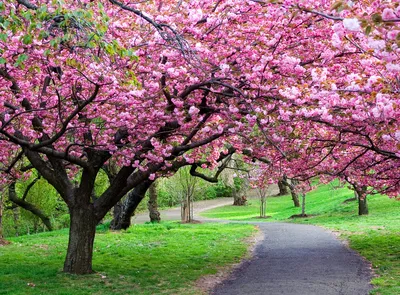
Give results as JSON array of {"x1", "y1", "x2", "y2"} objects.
[
  {"x1": 110, "y1": 180, "x2": 153, "y2": 230},
  {"x1": 148, "y1": 182, "x2": 160, "y2": 223},
  {"x1": 63, "y1": 204, "x2": 97, "y2": 274},
  {"x1": 277, "y1": 179, "x2": 288, "y2": 196}
]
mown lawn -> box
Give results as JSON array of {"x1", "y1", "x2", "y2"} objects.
[
  {"x1": 0, "y1": 222, "x2": 254, "y2": 295},
  {"x1": 201, "y1": 182, "x2": 400, "y2": 295}
]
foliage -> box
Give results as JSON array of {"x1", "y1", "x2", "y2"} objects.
[
  {"x1": 201, "y1": 182, "x2": 400, "y2": 294},
  {"x1": 0, "y1": 222, "x2": 254, "y2": 295}
]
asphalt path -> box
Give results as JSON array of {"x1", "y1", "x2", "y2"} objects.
[
  {"x1": 211, "y1": 222, "x2": 372, "y2": 295},
  {"x1": 133, "y1": 193, "x2": 373, "y2": 295}
]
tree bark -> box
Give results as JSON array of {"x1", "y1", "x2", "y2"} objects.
[
  {"x1": 148, "y1": 182, "x2": 160, "y2": 223},
  {"x1": 353, "y1": 185, "x2": 368, "y2": 216},
  {"x1": 233, "y1": 191, "x2": 247, "y2": 206},
  {"x1": 260, "y1": 197, "x2": 266, "y2": 218},
  {"x1": 63, "y1": 205, "x2": 97, "y2": 274},
  {"x1": 301, "y1": 193, "x2": 306, "y2": 216},
  {"x1": 358, "y1": 196, "x2": 368, "y2": 215},
  {"x1": 109, "y1": 180, "x2": 153, "y2": 230},
  {"x1": 277, "y1": 180, "x2": 288, "y2": 196}
]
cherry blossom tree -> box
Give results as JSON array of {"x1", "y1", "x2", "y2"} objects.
[{"x1": 1, "y1": 0, "x2": 399, "y2": 275}]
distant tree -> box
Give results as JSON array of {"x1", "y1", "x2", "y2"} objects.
[
  {"x1": 257, "y1": 186, "x2": 268, "y2": 218},
  {"x1": 148, "y1": 182, "x2": 161, "y2": 223},
  {"x1": 277, "y1": 179, "x2": 289, "y2": 196}
]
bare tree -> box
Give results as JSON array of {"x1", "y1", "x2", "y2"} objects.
[
  {"x1": 257, "y1": 186, "x2": 268, "y2": 218},
  {"x1": 178, "y1": 167, "x2": 197, "y2": 223}
]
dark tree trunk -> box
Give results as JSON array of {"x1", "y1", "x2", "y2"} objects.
[
  {"x1": 353, "y1": 185, "x2": 368, "y2": 216},
  {"x1": 109, "y1": 180, "x2": 152, "y2": 230},
  {"x1": 233, "y1": 192, "x2": 247, "y2": 206},
  {"x1": 148, "y1": 183, "x2": 160, "y2": 223},
  {"x1": 277, "y1": 180, "x2": 288, "y2": 196},
  {"x1": 63, "y1": 205, "x2": 97, "y2": 274},
  {"x1": 110, "y1": 200, "x2": 123, "y2": 229},
  {"x1": 8, "y1": 182, "x2": 53, "y2": 231},
  {"x1": 358, "y1": 196, "x2": 368, "y2": 215}
]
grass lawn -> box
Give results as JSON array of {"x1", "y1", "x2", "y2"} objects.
[
  {"x1": 201, "y1": 182, "x2": 400, "y2": 295},
  {"x1": 0, "y1": 222, "x2": 254, "y2": 295}
]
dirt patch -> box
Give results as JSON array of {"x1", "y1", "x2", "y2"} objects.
[
  {"x1": 194, "y1": 226, "x2": 263, "y2": 294},
  {"x1": 0, "y1": 239, "x2": 11, "y2": 246},
  {"x1": 289, "y1": 214, "x2": 317, "y2": 219},
  {"x1": 251, "y1": 216, "x2": 272, "y2": 219}
]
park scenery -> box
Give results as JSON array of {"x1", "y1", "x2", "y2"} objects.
[{"x1": 0, "y1": 0, "x2": 399, "y2": 294}]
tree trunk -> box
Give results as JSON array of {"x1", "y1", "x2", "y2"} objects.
[
  {"x1": 181, "y1": 194, "x2": 191, "y2": 222},
  {"x1": 110, "y1": 180, "x2": 152, "y2": 230},
  {"x1": 354, "y1": 185, "x2": 368, "y2": 216},
  {"x1": 110, "y1": 200, "x2": 123, "y2": 229},
  {"x1": 148, "y1": 183, "x2": 160, "y2": 223},
  {"x1": 233, "y1": 192, "x2": 247, "y2": 206},
  {"x1": 63, "y1": 205, "x2": 97, "y2": 274},
  {"x1": 277, "y1": 180, "x2": 288, "y2": 196},
  {"x1": 301, "y1": 193, "x2": 306, "y2": 216},
  {"x1": 289, "y1": 187, "x2": 300, "y2": 207},
  {"x1": 260, "y1": 197, "x2": 266, "y2": 218},
  {"x1": 358, "y1": 196, "x2": 368, "y2": 215}
]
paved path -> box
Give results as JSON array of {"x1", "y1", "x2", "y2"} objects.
[
  {"x1": 211, "y1": 223, "x2": 372, "y2": 295},
  {"x1": 133, "y1": 190, "x2": 372, "y2": 295}
]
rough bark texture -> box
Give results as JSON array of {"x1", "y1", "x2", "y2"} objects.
[
  {"x1": 233, "y1": 193, "x2": 247, "y2": 206},
  {"x1": 8, "y1": 182, "x2": 53, "y2": 231},
  {"x1": 110, "y1": 200, "x2": 123, "y2": 229},
  {"x1": 109, "y1": 180, "x2": 153, "y2": 230},
  {"x1": 148, "y1": 183, "x2": 160, "y2": 223},
  {"x1": 353, "y1": 185, "x2": 368, "y2": 216},
  {"x1": 358, "y1": 196, "x2": 368, "y2": 215},
  {"x1": 63, "y1": 205, "x2": 97, "y2": 274},
  {"x1": 277, "y1": 180, "x2": 289, "y2": 196}
]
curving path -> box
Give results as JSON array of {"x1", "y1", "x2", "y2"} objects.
[
  {"x1": 133, "y1": 196, "x2": 373, "y2": 295},
  {"x1": 210, "y1": 222, "x2": 372, "y2": 295}
]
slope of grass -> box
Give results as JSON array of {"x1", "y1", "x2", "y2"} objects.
[
  {"x1": 0, "y1": 222, "x2": 254, "y2": 295},
  {"x1": 201, "y1": 183, "x2": 400, "y2": 295}
]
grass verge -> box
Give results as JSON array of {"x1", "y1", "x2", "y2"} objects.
[
  {"x1": 0, "y1": 222, "x2": 254, "y2": 295},
  {"x1": 201, "y1": 182, "x2": 400, "y2": 295}
]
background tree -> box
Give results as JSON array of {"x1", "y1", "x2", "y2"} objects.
[{"x1": 147, "y1": 181, "x2": 160, "y2": 223}]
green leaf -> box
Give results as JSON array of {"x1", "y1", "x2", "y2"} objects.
[
  {"x1": 365, "y1": 25, "x2": 372, "y2": 35},
  {"x1": 22, "y1": 34, "x2": 32, "y2": 45},
  {"x1": 371, "y1": 13, "x2": 382, "y2": 24},
  {"x1": 0, "y1": 57, "x2": 6, "y2": 64},
  {"x1": 14, "y1": 54, "x2": 28, "y2": 68},
  {"x1": 0, "y1": 33, "x2": 7, "y2": 42}
]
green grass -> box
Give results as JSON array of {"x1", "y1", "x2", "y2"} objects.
[
  {"x1": 0, "y1": 222, "x2": 254, "y2": 295},
  {"x1": 201, "y1": 182, "x2": 400, "y2": 295}
]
